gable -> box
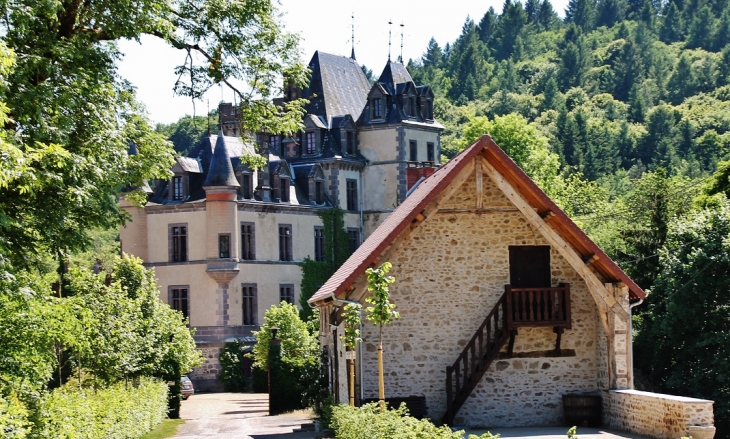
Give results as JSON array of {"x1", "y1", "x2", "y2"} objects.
[{"x1": 308, "y1": 135, "x2": 645, "y2": 306}]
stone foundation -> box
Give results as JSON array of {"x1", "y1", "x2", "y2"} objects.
[{"x1": 603, "y1": 389, "x2": 715, "y2": 439}]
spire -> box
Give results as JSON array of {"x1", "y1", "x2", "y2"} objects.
[
  {"x1": 203, "y1": 132, "x2": 240, "y2": 187},
  {"x1": 399, "y1": 23, "x2": 405, "y2": 64},
  {"x1": 388, "y1": 20, "x2": 393, "y2": 61},
  {"x1": 350, "y1": 13, "x2": 356, "y2": 60}
]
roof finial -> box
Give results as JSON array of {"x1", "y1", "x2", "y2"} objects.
[
  {"x1": 388, "y1": 20, "x2": 392, "y2": 61},
  {"x1": 399, "y1": 22, "x2": 405, "y2": 64},
  {"x1": 351, "y1": 13, "x2": 356, "y2": 60},
  {"x1": 207, "y1": 99, "x2": 211, "y2": 136}
]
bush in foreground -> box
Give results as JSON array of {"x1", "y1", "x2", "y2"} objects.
[
  {"x1": 331, "y1": 403, "x2": 499, "y2": 439},
  {"x1": 33, "y1": 377, "x2": 167, "y2": 439}
]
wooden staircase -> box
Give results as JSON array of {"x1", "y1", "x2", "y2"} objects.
[{"x1": 442, "y1": 284, "x2": 571, "y2": 425}]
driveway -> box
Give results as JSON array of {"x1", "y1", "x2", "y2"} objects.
[
  {"x1": 174, "y1": 393, "x2": 645, "y2": 439},
  {"x1": 174, "y1": 393, "x2": 319, "y2": 439}
]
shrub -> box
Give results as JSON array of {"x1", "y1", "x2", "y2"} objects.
[
  {"x1": 331, "y1": 403, "x2": 500, "y2": 439},
  {"x1": 0, "y1": 391, "x2": 30, "y2": 439},
  {"x1": 32, "y1": 377, "x2": 168, "y2": 439},
  {"x1": 331, "y1": 403, "x2": 464, "y2": 439},
  {"x1": 219, "y1": 340, "x2": 249, "y2": 392}
]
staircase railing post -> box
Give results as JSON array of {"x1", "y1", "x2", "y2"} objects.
[
  {"x1": 446, "y1": 366, "x2": 453, "y2": 422},
  {"x1": 505, "y1": 285, "x2": 514, "y2": 330}
]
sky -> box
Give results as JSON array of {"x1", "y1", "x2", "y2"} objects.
[{"x1": 117, "y1": 0, "x2": 569, "y2": 125}]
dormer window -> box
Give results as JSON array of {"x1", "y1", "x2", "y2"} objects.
[
  {"x1": 346, "y1": 131, "x2": 355, "y2": 155},
  {"x1": 426, "y1": 99, "x2": 434, "y2": 120},
  {"x1": 408, "y1": 96, "x2": 416, "y2": 117},
  {"x1": 280, "y1": 177, "x2": 290, "y2": 202},
  {"x1": 372, "y1": 98, "x2": 383, "y2": 119},
  {"x1": 240, "y1": 172, "x2": 253, "y2": 199},
  {"x1": 315, "y1": 181, "x2": 324, "y2": 204},
  {"x1": 269, "y1": 135, "x2": 278, "y2": 153},
  {"x1": 173, "y1": 176, "x2": 184, "y2": 200},
  {"x1": 305, "y1": 132, "x2": 316, "y2": 155}
]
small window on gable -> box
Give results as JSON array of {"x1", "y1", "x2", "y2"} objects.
[
  {"x1": 315, "y1": 180, "x2": 324, "y2": 204},
  {"x1": 306, "y1": 131, "x2": 316, "y2": 154},
  {"x1": 240, "y1": 173, "x2": 253, "y2": 199},
  {"x1": 280, "y1": 177, "x2": 290, "y2": 202},
  {"x1": 372, "y1": 98, "x2": 382, "y2": 119},
  {"x1": 172, "y1": 175, "x2": 184, "y2": 200},
  {"x1": 346, "y1": 131, "x2": 355, "y2": 155}
]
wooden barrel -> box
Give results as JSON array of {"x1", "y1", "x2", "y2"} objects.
[{"x1": 563, "y1": 393, "x2": 602, "y2": 427}]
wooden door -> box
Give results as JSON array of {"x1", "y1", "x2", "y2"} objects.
[{"x1": 509, "y1": 246, "x2": 551, "y2": 288}]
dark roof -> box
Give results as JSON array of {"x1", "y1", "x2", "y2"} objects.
[
  {"x1": 203, "y1": 133, "x2": 240, "y2": 187},
  {"x1": 176, "y1": 157, "x2": 203, "y2": 173},
  {"x1": 308, "y1": 135, "x2": 646, "y2": 305},
  {"x1": 303, "y1": 51, "x2": 371, "y2": 125},
  {"x1": 378, "y1": 61, "x2": 414, "y2": 94}
]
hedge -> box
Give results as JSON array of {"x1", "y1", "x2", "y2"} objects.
[
  {"x1": 33, "y1": 377, "x2": 168, "y2": 439},
  {"x1": 331, "y1": 403, "x2": 500, "y2": 439}
]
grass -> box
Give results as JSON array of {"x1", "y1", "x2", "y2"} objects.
[{"x1": 138, "y1": 419, "x2": 184, "y2": 439}]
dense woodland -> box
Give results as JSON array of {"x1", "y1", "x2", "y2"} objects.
[{"x1": 402, "y1": 0, "x2": 730, "y2": 435}]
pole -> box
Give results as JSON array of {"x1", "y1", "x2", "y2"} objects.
[
  {"x1": 349, "y1": 358, "x2": 355, "y2": 406},
  {"x1": 378, "y1": 344, "x2": 385, "y2": 412}
]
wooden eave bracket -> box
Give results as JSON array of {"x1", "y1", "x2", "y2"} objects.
[{"x1": 584, "y1": 254, "x2": 599, "y2": 265}]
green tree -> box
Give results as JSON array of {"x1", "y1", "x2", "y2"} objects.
[
  {"x1": 565, "y1": 0, "x2": 596, "y2": 31},
  {"x1": 596, "y1": 0, "x2": 626, "y2": 28},
  {"x1": 250, "y1": 302, "x2": 318, "y2": 370},
  {"x1": 156, "y1": 114, "x2": 217, "y2": 156},
  {"x1": 686, "y1": 6, "x2": 717, "y2": 50},
  {"x1": 659, "y1": 0, "x2": 684, "y2": 43},
  {"x1": 341, "y1": 303, "x2": 362, "y2": 406},
  {"x1": 0, "y1": 0, "x2": 308, "y2": 270},
  {"x1": 634, "y1": 201, "x2": 730, "y2": 437},
  {"x1": 364, "y1": 262, "x2": 399, "y2": 412},
  {"x1": 667, "y1": 55, "x2": 696, "y2": 105}
]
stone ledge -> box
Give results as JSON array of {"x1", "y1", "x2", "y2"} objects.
[{"x1": 610, "y1": 389, "x2": 713, "y2": 404}]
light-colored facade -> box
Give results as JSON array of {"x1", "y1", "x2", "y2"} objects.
[
  {"x1": 308, "y1": 136, "x2": 715, "y2": 437},
  {"x1": 119, "y1": 51, "x2": 443, "y2": 391}
]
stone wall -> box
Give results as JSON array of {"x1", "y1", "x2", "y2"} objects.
[
  {"x1": 603, "y1": 389, "x2": 715, "y2": 439},
  {"x1": 358, "y1": 170, "x2": 604, "y2": 427},
  {"x1": 188, "y1": 342, "x2": 226, "y2": 392}
]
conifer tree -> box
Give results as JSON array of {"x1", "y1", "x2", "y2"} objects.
[
  {"x1": 659, "y1": 0, "x2": 684, "y2": 43},
  {"x1": 596, "y1": 0, "x2": 626, "y2": 28},
  {"x1": 422, "y1": 37, "x2": 444, "y2": 67},
  {"x1": 666, "y1": 55, "x2": 696, "y2": 105},
  {"x1": 538, "y1": 0, "x2": 561, "y2": 30},
  {"x1": 478, "y1": 8, "x2": 498, "y2": 43},
  {"x1": 565, "y1": 0, "x2": 596, "y2": 31},
  {"x1": 687, "y1": 6, "x2": 717, "y2": 49}
]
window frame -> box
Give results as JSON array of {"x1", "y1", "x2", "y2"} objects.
[
  {"x1": 169, "y1": 285, "x2": 190, "y2": 320},
  {"x1": 279, "y1": 224, "x2": 293, "y2": 261},
  {"x1": 240, "y1": 222, "x2": 255, "y2": 260},
  {"x1": 169, "y1": 224, "x2": 188, "y2": 263},
  {"x1": 306, "y1": 131, "x2": 316, "y2": 155},
  {"x1": 218, "y1": 234, "x2": 231, "y2": 259},
  {"x1": 172, "y1": 175, "x2": 184, "y2": 200},
  {"x1": 315, "y1": 180, "x2": 324, "y2": 204},
  {"x1": 346, "y1": 131, "x2": 355, "y2": 155},
  {"x1": 409, "y1": 140, "x2": 418, "y2": 162},
  {"x1": 346, "y1": 179, "x2": 358, "y2": 211},
  {"x1": 242, "y1": 284, "x2": 257, "y2": 326},
  {"x1": 279, "y1": 177, "x2": 290, "y2": 202},
  {"x1": 427, "y1": 142, "x2": 435, "y2": 162},
  {"x1": 279, "y1": 284, "x2": 295, "y2": 304},
  {"x1": 240, "y1": 173, "x2": 253, "y2": 199},
  {"x1": 372, "y1": 98, "x2": 382, "y2": 119},
  {"x1": 347, "y1": 228, "x2": 360, "y2": 254},
  {"x1": 314, "y1": 226, "x2": 325, "y2": 262}
]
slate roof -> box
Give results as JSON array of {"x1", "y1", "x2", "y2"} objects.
[
  {"x1": 176, "y1": 157, "x2": 203, "y2": 173},
  {"x1": 203, "y1": 134, "x2": 240, "y2": 187},
  {"x1": 378, "y1": 60, "x2": 414, "y2": 94},
  {"x1": 308, "y1": 135, "x2": 646, "y2": 305},
  {"x1": 303, "y1": 51, "x2": 371, "y2": 125}
]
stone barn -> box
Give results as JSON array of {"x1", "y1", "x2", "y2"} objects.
[{"x1": 308, "y1": 136, "x2": 715, "y2": 438}]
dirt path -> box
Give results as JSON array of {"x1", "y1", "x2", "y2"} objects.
[{"x1": 174, "y1": 393, "x2": 319, "y2": 439}]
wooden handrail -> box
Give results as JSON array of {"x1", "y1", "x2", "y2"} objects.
[
  {"x1": 443, "y1": 284, "x2": 571, "y2": 425},
  {"x1": 505, "y1": 283, "x2": 571, "y2": 329}
]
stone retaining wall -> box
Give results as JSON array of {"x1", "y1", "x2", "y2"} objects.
[{"x1": 603, "y1": 389, "x2": 715, "y2": 439}]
